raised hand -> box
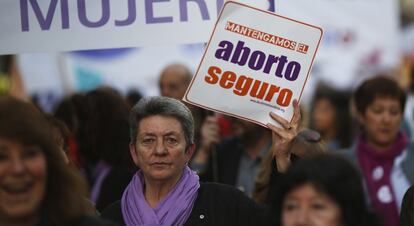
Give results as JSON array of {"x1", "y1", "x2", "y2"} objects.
[{"x1": 266, "y1": 99, "x2": 301, "y2": 172}]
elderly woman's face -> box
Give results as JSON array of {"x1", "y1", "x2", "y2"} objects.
[
  {"x1": 360, "y1": 97, "x2": 402, "y2": 149},
  {"x1": 130, "y1": 115, "x2": 193, "y2": 183},
  {"x1": 0, "y1": 138, "x2": 47, "y2": 220},
  {"x1": 282, "y1": 183, "x2": 343, "y2": 226}
]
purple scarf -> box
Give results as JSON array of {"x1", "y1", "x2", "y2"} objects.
[
  {"x1": 121, "y1": 166, "x2": 200, "y2": 226},
  {"x1": 90, "y1": 161, "x2": 112, "y2": 202},
  {"x1": 357, "y1": 132, "x2": 407, "y2": 226}
]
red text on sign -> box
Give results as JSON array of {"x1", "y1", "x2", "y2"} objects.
[{"x1": 204, "y1": 65, "x2": 293, "y2": 107}]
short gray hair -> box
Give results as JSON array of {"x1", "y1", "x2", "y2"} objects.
[{"x1": 129, "y1": 96, "x2": 195, "y2": 146}]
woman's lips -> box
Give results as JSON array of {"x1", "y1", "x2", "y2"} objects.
[
  {"x1": 1, "y1": 181, "x2": 34, "y2": 202},
  {"x1": 150, "y1": 162, "x2": 170, "y2": 166}
]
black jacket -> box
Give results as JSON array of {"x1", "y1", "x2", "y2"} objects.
[
  {"x1": 95, "y1": 167, "x2": 134, "y2": 212},
  {"x1": 400, "y1": 185, "x2": 414, "y2": 226},
  {"x1": 101, "y1": 182, "x2": 269, "y2": 226},
  {"x1": 201, "y1": 136, "x2": 244, "y2": 185},
  {"x1": 37, "y1": 215, "x2": 120, "y2": 226}
]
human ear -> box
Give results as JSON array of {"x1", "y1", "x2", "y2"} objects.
[
  {"x1": 129, "y1": 143, "x2": 140, "y2": 166},
  {"x1": 356, "y1": 112, "x2": 365, "y2": 125},
  {"x1": 185, "y1": 143, "x2": 195, "y2": 161}
]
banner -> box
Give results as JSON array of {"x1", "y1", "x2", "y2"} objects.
[
  {"x1": 0, "y1": 0, "x2": 226, "y2": 54},
  {"x1": 274, "y1": 0, "x2": 400, "y2": 91},
  {"x1": 0, "y1": 0, "x2": 274, "y2": 54},
  {"x1": 184, "y1": 1, "x2": 322, "y2": 127}
]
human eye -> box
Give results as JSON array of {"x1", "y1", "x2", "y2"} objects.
[
  {"x1": 371, "y1": 106, "x2": 383, "y2": 114},
  {"x1": 311, "y1": 202, "x2": 328, "y2": 210},
  {"x1": 390, "y1": 108, "x2": 400, "y2": 116},
  {"x1": 0, "y1": 152, "x2": 8, "y2": 162},
  {"x1": 23, "y1": 146, "x2": 42, "y2": 159},
  {"x1": 283, "y1": 200, "x2": 299, "y2": 212},
  {"x1": 165, "y1": 136, "x2": 178, "y2": 145},
  {"x1": 169, "y1": 84, "x2": 179, "y2": 90},
  {"x1": 141, "y1": 137, "x2": 155, "y2": 145}
]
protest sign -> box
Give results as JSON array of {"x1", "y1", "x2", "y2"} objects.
[{"x1": 184, "y1": 1, "x2": 322, "y2": 127}]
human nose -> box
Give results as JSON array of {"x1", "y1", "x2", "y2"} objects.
[
  {"x1": 295, "y1": 209, "x2": 309, "y2": 225},
  {"x1": 9, "y1": 156, "x2": 26, "y2": 175},
  {"x1": 154, "y1": 138, "x2": 167, "y2": 155},
  {"x1": 382, "y1": 112, "x2": 392, "y2": 123},
  {"x1": 160, "y1": 87, "x2": 168, "y2": 97}
]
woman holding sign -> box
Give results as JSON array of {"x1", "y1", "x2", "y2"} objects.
[{"x1": 101, "y1": 96, "x2": 304, "y2": 226}]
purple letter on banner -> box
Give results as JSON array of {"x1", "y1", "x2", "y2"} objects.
[
  {"x1": 78, "y1": 0, "x2": 110, "y2": 28},
  {"x1": 61, "y1": 0, "x2": 69, "y2": 29},
  {"x1": 145, "y1": 0, "x2": 173, "y2": 24},
  {"x1": 20, "y1": 0, "x2": 60, "y2": 31},
  {"x1": 216, "y1": 0, "x2": 224, "y2": 15},
  {"x1": 179, "y1": 0, "x2": 209, "y2": 22},
  {"x1": 115, "y1": 0, "x2": 136, "y2": 26}
]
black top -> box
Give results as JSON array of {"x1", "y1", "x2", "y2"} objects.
[
  {"x1": 101, "y1": 182, "x2": 270, "y2": 226},
  {"x1": 264, "y1": 155, "x2": 299, "y2": 205},
  {"x1": 201, "y1": 136, "x2": 245, "y2": 185},
  {"x1": 400, "y1": 185, "x2": 414, "y2": 226},
  {"x1": 95, "y1": 167, "x2": 134, "y2": 212},
  {"x1": 37, "y1": 215, "x2": 120, "y2": 226}
]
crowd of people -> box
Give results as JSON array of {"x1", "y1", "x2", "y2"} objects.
[{"x1": 1, "y1": 63, "x2": 414, "y2": 226}]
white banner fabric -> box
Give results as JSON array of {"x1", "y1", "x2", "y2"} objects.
[
  {"x1": 0, "y1": 0, "x2": 226, "y2": 54},
  {"x1": 274, "y1": 0, "x2": 401, "y2": 90}
]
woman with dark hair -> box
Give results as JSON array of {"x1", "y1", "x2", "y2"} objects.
[
  {"x1": 53, "y1": 93, "x2": 89, "y2": 168},
  {"x1": 78, "y1": 88, "x2": 135, "y2": 212},
  {"x1": 310, "y1": 83, "x2": 353, "y2": 151},
  {"x1": 348, "y1": 75, "x2": 414, "y2": 226},
  {"x1": 271, "y1": 154, "x2": 380, "y2": 226},
  {"x1": 45, "y1": 114, "x2": 71, "y2": 164},
  {"x1": 0, "y1": 96, "x2": 118, "y2": 226}
]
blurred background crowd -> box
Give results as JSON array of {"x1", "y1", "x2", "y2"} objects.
[{"x1": 1, "y1": 0, "x2": 414, "y2": 226}]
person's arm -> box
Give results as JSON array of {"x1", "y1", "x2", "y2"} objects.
[
  {"x1": 266, "y1": 100, "x2": 301, "y2": 173},
  {"x1": 190, "y1": 115, "x2": 220, "y2": 174}
]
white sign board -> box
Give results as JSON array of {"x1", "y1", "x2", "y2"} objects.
[{"x1": 184, "y1": 1, "x2": 322, "y2": 127}]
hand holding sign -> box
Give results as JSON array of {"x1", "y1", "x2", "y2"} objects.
[
  {"x1": 184, "y1": 1, "x2": 322, "y2": 128},
  {"x1": 267, "y1": 99, "x2": 301, "y2": 173}
]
